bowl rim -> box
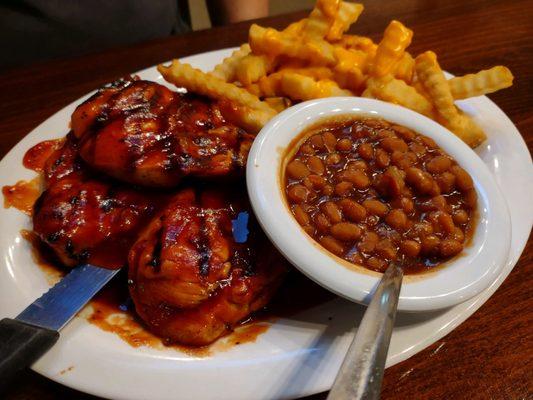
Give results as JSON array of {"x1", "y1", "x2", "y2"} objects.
[{"x1": 246, "y1": 97, "x2": 511, "y2": 312}]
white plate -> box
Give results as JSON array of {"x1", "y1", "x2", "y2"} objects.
[{"x1": 0, "y1": 48, "x2": 531, "y2": 400}]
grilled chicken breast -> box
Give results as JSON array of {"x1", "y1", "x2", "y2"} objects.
[
  {"x1": 71, "y1": 79, "x2": 254, "y2": 187},
  {"x1": 33, "y1": 137, "x2": 163, "y2": 268},
  {"x1": 128, "y1": 186, "x2": 287, "y2": 346}
]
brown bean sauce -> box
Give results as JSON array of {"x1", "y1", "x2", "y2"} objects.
[{"x1": 283, "y1": 117, "x2": 477, "y2": 274}]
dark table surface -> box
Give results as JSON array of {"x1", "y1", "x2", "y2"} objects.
[{"x1": 1, "y1": 0, "x2": 532, "y2": 399}]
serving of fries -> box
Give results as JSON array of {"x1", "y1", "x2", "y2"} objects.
[{"x1": 158, "y1": 0, "x2": 514, "y2": 147}]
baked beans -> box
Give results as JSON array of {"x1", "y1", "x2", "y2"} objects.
[{"x1": 284, "y1": 117, "x2": 477, "y2": 274}]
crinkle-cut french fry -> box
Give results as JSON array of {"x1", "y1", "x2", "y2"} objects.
[
  {"x1": 331, "y1": 47, "x2": 368, "y2": 92},
  {"x1": 371, "y1": 20, "x2": 413, "y2": 77},
  {"x1": 361, "y1": 87, "x2": 374, "y2": 98},
  {"x1": 234, "y1": 18, "x2": 307, "y2": 90},
  {"x1": 304, "y1": 10, "x2": 330, "y2": 39},
  {"x1": 235, "y1": 54, "x2": 275, "y2": 86},
  {"x1": 304, "y1": 1, "x2": 363, "y2": 42},
  {"x1": 255, "y1": 68, "x2": 333, "y2": 98},
  {"x1": 237, "y1": 20, "x2": 304, "y2": 88},
  {"x1": 448, "y1": 66, "x2": 514, "y2": 100},
  {"x1": 257, "y1": 72, "x2": 282, "y2": 97},
  {"x1": 415, "y1": 51, "x2": 457, "y2": 121},
  {"x1": 217, "y1": 100, "x2": 274, "y2": 134},
  {"x1": 233, "y1": 20, "x2": 305, "y2": 88},
  {"x1": 257, "y1": 72, "x2": 285, "y2": 98},
  {"x1": 333, "y1": 69, "x2": 365, "y2": 93},
  {"x1": 302, "y1": 39, "x2": 337, "y2": 65},
  {"x1": 393, "y1": 52, "x2": 415, "y2": 83},
  {"x1": 280, "y1": 72, "x2": 352, "y2": 101},
  {"x1": 412, "y1": 79, "x2": 431, "y2": 101},
  {"x1": 337, "y1": 34, "x2": 377, "y2": 55},
  {"x1": 278, "y1": 66, "x2": 334, "y2": 80},
  {"x1": 304, "y1": 1, "x2": 335, "y2": 38},
  {"x1": 334, "y1": 47, "x2": 370, "y2": 73},
  {"x1": 244, "y1": 83, "x2": 261, "y2": 97},
  {"x1": 158, "y1": 60, "x2": 276, "y2": 117},
  {"x1": 317, "y1": 0, "x2": 341, "y2": 18},
  {"x1": 366, "y1": 75, "x2": 434, "y2": 117},
  {"x1": 248, "y1": 24, "x2": 275, "y2": 55},
  {"x1": 283, "y1": 19, "x2": 308, "y2": 37},
  {"x1": 210, "y1": 44, "x2": 251, "y2": 82},
  {"x1": 249, "y1": 24, "x2": 335, "y2": 66},
  {"x1": 415, "y1": 51, "x2": 486, "y2": 146},
  {"x1": 327, "y1": 2, "x2": 364, "y2": 41},
  {"x1": 236, "y1": 108, "x2": 275, "y2": 133},
  {"x1": 264, "y1": 97, "x2": 292, "y2": 113},
  {"x1": 447, "y1": 111, "x2": 486, "y2": 148}
]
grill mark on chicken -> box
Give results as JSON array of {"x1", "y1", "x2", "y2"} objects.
[
  {"x1": 128, "y1": 186, "x2": 288, "y2": 346},
  {"x1": 190, "y1": 188, "x2": 211, "y2": 277},
  {"x1": 233, "y1": 126, "x2": 247, "y2": 170},
  {"x1": 148, "y1": 228, "x2": 163, "y2": 272},
  {"x1": 71, "y1": 79, "x2": 255, "y2": 188},
  {"x1": 196, "y1": 211, "x2": 212, "y2": 277},
  {"x1": 32, "y1": 137, "x2": 168, "y2": 269}
]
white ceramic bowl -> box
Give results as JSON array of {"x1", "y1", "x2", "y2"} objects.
[{"x1": 247, "y1": 97, "x2": 511, "y2": 312}]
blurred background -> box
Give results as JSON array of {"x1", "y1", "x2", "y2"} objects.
[
  {"x1": 0, "y1": 0, "x2": 316, "y2": 71},
  {"x1": 190, "y1": 0, "x2": 314, "y2": 30}
]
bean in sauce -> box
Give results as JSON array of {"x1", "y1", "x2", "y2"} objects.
[{"x1": 284, "y1": 117, "x2": 477, "y2": 274}]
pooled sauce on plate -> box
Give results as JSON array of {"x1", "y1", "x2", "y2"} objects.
[
  {"x1": 283, "y1": 117, "x2": 477, "y2": 274},
  {"x1": 88, "y1": 278, "x2": 171, "y2": 350},
  {"x1": 2, "y1": 139, "x2": 63, "y2": 215},
  {"x1": 2, "y1": 176, "x2": 41, "y2": 215},
  {"x1": 87, "y1": 271, "x2": 313, "y2": 355},
  {"x1": 20, "y1": 229, "x2": 65, "y2": 284},
  {"x1": 23, "y1": 139, "x2": 64, "y2": 172}
]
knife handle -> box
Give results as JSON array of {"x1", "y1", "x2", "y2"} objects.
[{"x1": 0, "y1": 318, "x2": 59, "y2": 391}]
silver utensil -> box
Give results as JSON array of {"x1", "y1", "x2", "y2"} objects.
[
  {"x1": 327, "y1": 263, "x2": 403, "y2": 400},
  {"x1": 0, "y1": 264, "x2": 119, "y2": 389}
]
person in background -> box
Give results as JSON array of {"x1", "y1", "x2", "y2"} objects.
[{"x1": 0, "y1": 0, "x2": 269, "y2": 70}]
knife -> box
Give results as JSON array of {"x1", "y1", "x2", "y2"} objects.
[{"x1": 0, "y1": 264, "x2": 119, "y2": 390}]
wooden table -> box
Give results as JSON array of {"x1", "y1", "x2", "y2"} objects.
[{"x1": 1, "y1": 0, "x2": 531, "y2": 399}]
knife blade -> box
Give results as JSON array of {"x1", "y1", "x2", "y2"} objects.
[
  {"x1": 16, "y1": 264, "x2": 119, "y2": 331},
  {"x1": 0, "y1": 264, "x2": 119, "y2": 390}
]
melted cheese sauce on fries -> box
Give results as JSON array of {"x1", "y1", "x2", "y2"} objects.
[{"x1": 158, "y1": 0, "x2": 513, "y2": 147}]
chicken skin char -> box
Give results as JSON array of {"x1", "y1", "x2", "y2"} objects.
[
  {"x1": 33, "y1": 137, "x2": 164, "y2": 268},
  {"x1": 128, "y1": 187, "x2": 287, "y2": 346},
  {"x1": 33, "y1": 178, "x2": 158, "y2": 268},
  {"x1": 71, "y1": 79, "x2": 254, "y2": 188},
  {"x1": 42, "y1": 134, "x2": 84, "y2": 185}
]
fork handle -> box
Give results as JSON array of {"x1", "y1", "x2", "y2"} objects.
[{"x1": 327, "y1": 263, "x2": 403, "y2": 400}]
